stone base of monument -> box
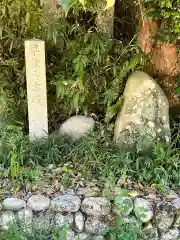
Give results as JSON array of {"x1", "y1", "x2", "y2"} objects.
[{"x1": 0, "y1": 185, "x2": 179, "y2": 239}]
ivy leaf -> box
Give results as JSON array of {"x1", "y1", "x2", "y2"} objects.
[
  {"x1": 58, "y1": 0, "x2": 75, "y2": 15},
  {"x1": 105, "y1": 0, "x2": 115, "y2": 10}
]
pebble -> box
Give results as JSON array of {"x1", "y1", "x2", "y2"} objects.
[
  {"x1": 81, "y1": 197, "x2": 111, "y2": 216},
  {"x1": 27, "y1": 195, "x2": 50, "y2": 212},
  {"x1": 2, "y1": 198, "x2": 26, "y2": 211},
  {"x1": 50, "y1": 195, "x2": 81, "y2": 212}
]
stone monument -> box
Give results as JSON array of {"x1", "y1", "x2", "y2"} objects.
[{"x1": 25, "y1": 39, "x2": 48, "y2": 140}]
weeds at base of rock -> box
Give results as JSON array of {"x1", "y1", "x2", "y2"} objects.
[{"x1": 0, "y1": 123, "x2": 179, "y2": 192}]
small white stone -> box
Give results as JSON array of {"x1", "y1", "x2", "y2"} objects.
[
  {"x1": 3, "y1": 198, "x2": 26, "y2": 211},
  {"x1": 59, "y1": 115, "x2": 95, "y2": 142},
  {"x1": 27, "y1": 195, "x2": 50, "y2": 212}
]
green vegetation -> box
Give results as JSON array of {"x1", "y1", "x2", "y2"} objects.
[
  {"x1": 0, "y1": 1, "x2": 179, "y2": 238},
  {"x1": 0, "y1": 124, "x2": 179, "y2": 190},
  {"x1": 144, "y1": 0, "x2": 180, "y2": 42}
]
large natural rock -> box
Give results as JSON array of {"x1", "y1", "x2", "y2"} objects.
[
  {"x1": 114, "y1": 71, "x2": 171, "y2": 147},
  {"x1": 155, "y1": 202, "x2": 176, "y2": 233},
  {"x1": 27, "y1": 195, "x2": 50, "y2": 212},
  {"x1": 0, "y1": 211, "x2": 16, "y2": 230},
  {"x1": 59, "y1": 116, "x2": 95, "y2": 142},
  {"x1": 81, "y1": 197, "x2": 111, "y2": 217},
  {"x1": 113, "y1": 195, "x2": 133, "y2": 216},
  {"x1": 2, "y1": 198, "x2": 26, "y2": 211},
  {"x1": 85, "y1": 216, "x2": 109, "y2": 235},
  {"x1": 50, "y1": 195, "x2": 81, "y2": 212},
  {"x1": 134, "y1": 198, "x2": 154, "y2": 223}
]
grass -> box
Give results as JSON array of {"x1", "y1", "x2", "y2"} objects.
[{"x1": 0, "y1": 122, "x2": 179, "y2": 190}]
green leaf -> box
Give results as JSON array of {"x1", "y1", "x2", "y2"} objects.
[
  {"x1": 79, "y1": 0, "x2": 85, "y2": 6},
  {"x1": 105, "y1": 0, "x2": 115, "y2": 10},
  {"x1": 58, "y1": 0, "x2": 75, "y2": 15}
]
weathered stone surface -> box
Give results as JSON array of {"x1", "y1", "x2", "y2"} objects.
[
  {"x1": 2, "y1": 198, "x2": 26, "y2": 211},
  {"x1": 25, "y1": 40, "x2": 48, "y2": 140},
  {"x1": 27, "y1": 195, "x2": 50, "y2": 212},
  {"x1": 92, "y1": 236, "x2": 105, "y2": 240},
  {"x1": 74, "y1": 232, "x2": 91, "y2": 240},
  {"x1": 174, "y1": 215, "x2": 180, "y2": 228},
  {"x1": 123, "y1": 216, "x2": 142, "y2": 229},
  {"x1": 67, "y1": 229, "x2": 75, "y2": 240},
  {"x1": 114, "y1": 71, "x2": 171, "y2": 147},
  {"x1": 171, "y1": 198, "x2": 180, "y2": 212},
  {"x1": 33, "y1": 213, "x2": 52, "y2": 231},
  {"x1": 85, "y1": 217, "x2": 109, "y2": 235},
  {"x1": 161, "y1": 229, "x2": 180, "y2": 240},
  {"x1": 140, "y1": 223, "x2": 159, "y2": 240},
  {"x1": 17, "y1": 208, "x2": 33, "y2": 233},
  {"x1": 17, "y1": 207, "x2": 33, "y2": 224},
  {"x1": 0, "y1": 211, "x2": 16, "y2": 230},
  {"x1": 51, "y1": 195, "x2": 81, "y2": 212},
  {"x1": 113, "y1": 195, "x2": 133, "y2": 216},
  {"x1": 54, "y1": 213, "x2": 74, "y2": 227},
  {"x1": 134, "y1": 198, "x2": 154, "y2": 223},
  {"x1": 59, "y1": 115, "x2": 95, "y2": 142},
  {"x1": 76, "y1": 187, "x2": 100, "y2": 197},
  {"x1": 155, "y1": 202, "x2": 176, "y2": 233},
  {"x1": 75, "y1": 211, "x2": 84, "y2": 232},
  {"x1": 81, "y1": 197, "x2": 111, "y2": 216}
]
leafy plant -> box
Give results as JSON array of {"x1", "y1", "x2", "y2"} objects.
[{"x1": 143, "y1": 0, "x2": 180, "y2": 42}]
